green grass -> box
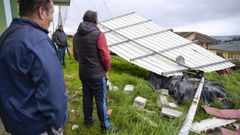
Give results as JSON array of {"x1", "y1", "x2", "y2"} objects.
[{"x1": 63, "y1": 38, "x2": 240, "y2": 135}]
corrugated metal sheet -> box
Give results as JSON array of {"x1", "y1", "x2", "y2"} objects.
[{"x1": 98, "y1": 13, "x2": 235, "y2": 76}]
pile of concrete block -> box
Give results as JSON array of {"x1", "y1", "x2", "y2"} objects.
[
  {"x1": 156, "y1": 89, "x2": 182, "y2": 118},
  {"x1": 107, "y1": 80, "x2": 119, "y2": 91}
]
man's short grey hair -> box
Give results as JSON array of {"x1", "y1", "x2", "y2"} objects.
[{"x1": 83, "y1": 10, "x2": 98, "y2": 24}]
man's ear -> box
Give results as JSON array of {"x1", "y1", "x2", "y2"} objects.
[{"x1": 38, "y1": 7, "x2": 45, "y2": 20}]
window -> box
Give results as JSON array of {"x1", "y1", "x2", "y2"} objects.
[{"x1": 228, "y1": 52, "x2": 240, "y2": 60}]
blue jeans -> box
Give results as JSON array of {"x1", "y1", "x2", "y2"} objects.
[
  {"x1": 57, "y1": 47, "x2": 66, "y2": 65},
  {"x1": 80, "y1": 76, "x2": 110, "y2": 129}
]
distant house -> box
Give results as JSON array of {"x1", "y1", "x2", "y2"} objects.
[
  {"x1": 175, "y1": 32, "x2": 219, "y2": 49},
  {"x1": 209, "y1": 41, "x2": 240, "y2": 60},
  {"x1": 209, "y1": 41, "x2": 240, "y2": 68}
]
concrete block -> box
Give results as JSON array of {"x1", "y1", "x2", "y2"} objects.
[
  {"x1": 156, "y1": 95, "x2": 168, "y2": 108},
  {"x1": 168, "y1": 102, "x2": 178, "y2": 109},
  {"x1": 155, "y1": 89, "x2": 162, "y2": 94},
  {"x1": 112, "y1": 86, "x2": 118, "y2": 91},
  {"x1": 124, "y1": 84, "x2": 134, "y2": 91},
  {"x1": 133, "y1": 96, "x2": 147, "y2": 109},
  {"x1": 161, "y1": 89, "x2": 169, "y2": 96},
  {"x1": 161, "y1": 107, "x2": 182, "y2": 118}
]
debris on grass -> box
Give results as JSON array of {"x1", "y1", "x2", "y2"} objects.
[
  {"x1": 161, "y1": 89, "x2": 169, "y2": 96},
  {"x1": 202, "y1": 105, "x2": 240, "y2": 119},
  {"x1": 161, "y1": 107, "x2": 182, "y2": 118},
  {"x1": 72, "y1": 124, "x2": 79, "y2": 130},
  {"x1": 146, "y1": 72, "x2": 227, "y2": 103},
  {"x1": 156, "y1": 95, "x2": 168, "y2": 108},
  {"x1": 190, "y1": 117, "x2": 237, "y2": 133},
  {"x1": 220, "y1": 127, "x2": 240, "y2": 135},
  {"x1": 124, "y1": 84, "x2": 134, "y2": 91},
  {"x1": 107, "y1": 80, "x2": 118, "y2": 91},
  {"x1": 168, "y1": 103, "x2": 178, "y2": 109},
  {"x1": 71, "y1": 109, "x2": 75, "y2": 113},
  {"x1": 133, "y1": 96, "x2": 147, "y2": 109},
  {"x1": 155, "y1": 89, "x2": 169, "y2": 96},
  {"x1": 233, "y1": 123, "x2": 240, "y2": 130},
  {"x1": 107, "y1": 109, "x2": 113, "y2": 117}
]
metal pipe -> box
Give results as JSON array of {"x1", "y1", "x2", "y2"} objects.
[{"x1": 178, "y1": 78, "x2": 205, "y2": 135}]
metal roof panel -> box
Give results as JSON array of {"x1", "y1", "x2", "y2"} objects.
[{"x1": 99, "y1": 13, "x2": 235, "y2": 76}]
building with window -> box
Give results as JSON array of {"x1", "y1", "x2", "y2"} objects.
[
  {"x1": 175, "y1": 32, "x2": 219, "y2": 49},
  {"x1": 209, "y1": 41, "x2": 240, "y2": 67}
]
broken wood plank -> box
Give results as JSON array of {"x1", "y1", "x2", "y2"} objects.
[
  {"x1": 190, "y1": 117, "x2": 236, "y2": 134},
  {"x1": 178, "y1": 77, "x2": 204, "y2": 135}
]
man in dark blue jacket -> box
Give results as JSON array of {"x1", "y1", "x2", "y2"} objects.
[{"x1": 0, "y1": 0, "x2": 68, "y2": 135}]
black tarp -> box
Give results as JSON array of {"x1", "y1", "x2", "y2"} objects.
[{"x1": 145, "y1": 72, "x2": 226, "y2": 103}]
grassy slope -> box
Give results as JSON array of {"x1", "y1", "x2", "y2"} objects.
[{"x1": 63, "y1": 38, "x2": 240, "y2": 135}]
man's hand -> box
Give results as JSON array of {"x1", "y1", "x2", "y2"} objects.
[
  {"x1": 57, "y1": 128, "x2": 63, "y2": 133},
  {"x1": 106, "y1": 72, "x2": 110, "y2": 80},
  {"x1": 52, "y1": 127, "x2": 63, "y2": 134}
]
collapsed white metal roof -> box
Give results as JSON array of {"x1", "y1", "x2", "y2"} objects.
[{"x1": 98, "y1": 12, "x2": 235, "y2": 76}]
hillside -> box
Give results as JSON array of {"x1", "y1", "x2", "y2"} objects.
[{"x1": 62, "y1": 38, "x2": 240, "y2": 135}]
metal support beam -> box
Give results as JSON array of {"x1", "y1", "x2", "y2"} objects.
[
  {"x1": 104, "y1": 20, "x2": 151, "y2": 33},
  {"x1": 100, "y1": 12, "x2": 135, "y2": 23},
  {"x1": 3, "y1": 0, "x2": 12, "y2": 27},
  {"x1": 53, "y1": 0, "x2": 71, "y2": 6},
  {"x1": 192, "y1": 59, "x2": 233, "y2": 69},
  {"x1": 109, "y1": 29, "x2": 172, "y2": 47},
  {"x1": 162, "y1": 59, "x2": 234, "y2": 76},
  {"x1": 178, "y1": 78, "x2": 205, "y2": 135},
  {"x1": 99, "y1": 23, "x2": 190, "y2": 68},
  {"x1": 130, "y1": 40, "x2": 199, "y2": 61},
  {"x1": 10, "y1": 0, "x2": 18, "y2": 18}
]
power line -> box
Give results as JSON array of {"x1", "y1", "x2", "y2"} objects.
[
  {"x1": 72, "y1": 0, "x2": 83, "y2": 17},
  {"x1": 101, "y1": 0, "x2": 113, "y2": 18}
]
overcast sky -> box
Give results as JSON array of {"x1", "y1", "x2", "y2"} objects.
[{"x1": 52, "y1": 0, "x2": 240, "y2": 36}]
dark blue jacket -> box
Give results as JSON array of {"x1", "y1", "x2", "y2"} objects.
[{"x1": 0, "y1": 18, "x2": 68, "y2": 135}]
